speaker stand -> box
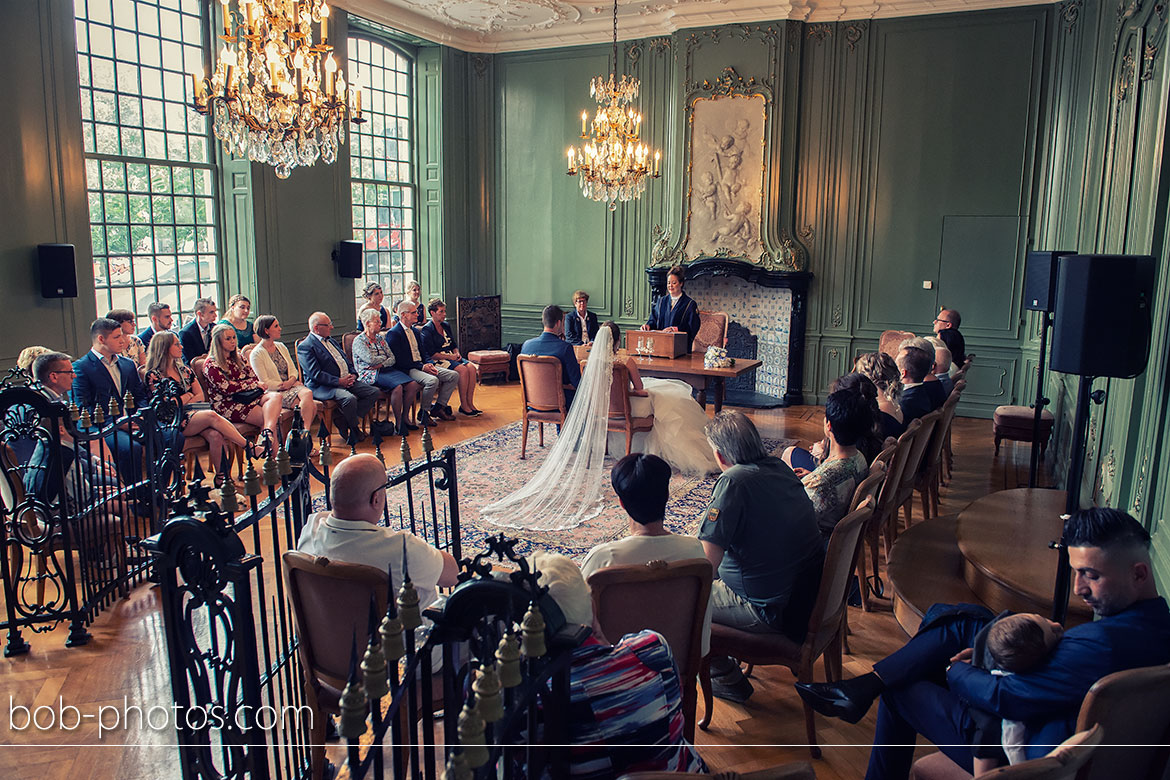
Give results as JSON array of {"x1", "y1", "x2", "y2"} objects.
[
  {"x1": 1050, "y1": 374, "x2": 1105, "y2": 624},
  {"x1": 1028, "y1": 311, "x2": 1052, "y2": 488}
]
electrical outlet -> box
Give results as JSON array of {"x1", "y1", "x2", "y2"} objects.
[{"x1": 922, "y1": 280, "x2": 933, "y2": 290}]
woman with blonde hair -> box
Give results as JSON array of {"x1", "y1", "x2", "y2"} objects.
[
  {"x1": 144, "y1": 331, "x2": 247, "y2": 484},
  {"x1": 250, "y1": 315, "x2": 317, "y2": 430},
  {"x1": 219, "y1": 294, "x2": 258, "y2": 346},
  {"x1": 203, "y1": 324, "x2": 283, "y2": 452},
  {"x1": 854, "y1": 351, "x2": 905, "y2": 438}
]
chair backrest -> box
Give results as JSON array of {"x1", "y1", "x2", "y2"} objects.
[
  {"x1": 241, "y1": 343, "x2": 256, "y2": 361},
  {"x1": 978, "y1": 725, "x2": 1103, "y2": 780},
  {"x1": 876, "y1": 418, "x2": 920, "y2": 516},
  {"x1": 342, "y1": 332, "x2": 358, "y2": 365},
  {"x1": 191, "y1": 356, "x2": 212, "y2": 399},
  {"x1": 282, "y1": 550, "x2": 389, "y2": 693},
  {"x1": 897, "y1": 409, "x2": 942, "y2": 495},
  {"x1": 692, "y1": 311, "x2": 729, "y2": 354},
  {"x1": 608, "y1": 362, "x2": 633, "y2": 422},
  {"x1": 850, "y1": 460, "x2": 886, "y2": 513},
  {"x1": 920, "y1": 382, "x2": 965, "y2": 475},
  {"x1": 871, "y1": 442, "x2": 897, "y2": 474},
  {"x1": 1073, "y1": 664, "x2": 1170, "y2": 780},
  {"x1": 803, "y1": 497, "x2": 874, "y2": 661},
  {"x1": 880, "y1": 329, "x2": 916, "y2": 359},
  {"x1": 518, "y1": 355, "x2": 566, "y2": 414},
  {"x1": 587, "y1": 558, "x2": 713, "y2": 695}
]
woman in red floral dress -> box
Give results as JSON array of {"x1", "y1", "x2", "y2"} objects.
[{"x1": 203, "y1": 324, "x2": 283, "y2": 451}]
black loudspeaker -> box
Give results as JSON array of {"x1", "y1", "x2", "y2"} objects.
[
  {"x1": 1050, "y1": 254, "x2": 1155, "y2": 378},
  {"x1": 334, "y1": 240, "x2": 362, "y2": 279},
  {"x1": 38, "y1": 243, "x2": 78, "y2": 298},
  {"x1": 1024, "y1": 250, "x2": 1073, "y2": 312}
]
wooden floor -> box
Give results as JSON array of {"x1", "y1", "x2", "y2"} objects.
[{"x1": 0, "y1": 380, "x2": 1051, "y2": 779}]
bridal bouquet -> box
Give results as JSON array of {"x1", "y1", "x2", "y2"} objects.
[{"x1": 704, "y1": 345, "x2": 734, "y2": 369}]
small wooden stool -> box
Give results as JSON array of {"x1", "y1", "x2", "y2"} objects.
[
  {"x1": 468, "y1": 349, "x2": 510, "y2": 381},
  {"x1": 992, "y1": 405, "x2": 1054, "y2": 456}
]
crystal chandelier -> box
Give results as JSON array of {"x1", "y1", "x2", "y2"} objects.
[
  {"x1": 566, "y1": 0, "x2": 660, "y2": 210},
  {"x1": 189, "y1": 0, "x2": 364, "y2": 179}
]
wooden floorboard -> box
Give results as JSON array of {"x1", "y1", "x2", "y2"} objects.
[{"x1": 0, "y1": 381, "x2": 1049, "y2": 778}]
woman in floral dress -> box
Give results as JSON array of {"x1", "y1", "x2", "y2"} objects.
[{"x1": 203, "y1": 324, "x2": 283, "y2": 451}]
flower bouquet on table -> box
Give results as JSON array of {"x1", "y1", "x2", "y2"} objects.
[{"x1": 703, "y1": 345, "x2": 734, "y2": 369}]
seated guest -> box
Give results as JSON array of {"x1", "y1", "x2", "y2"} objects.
[
  {"x1": 73, "y1": 318, "x2": 183, "y2": 489},
  {"x1": 144, "y1": 331, "x2": 247, "y2": 485},
  {"x1": 902, "y1": 336, "x2": 947, "y2": 409},
  {"x1": 896, "y1": 346, "x2": 938, "y2": 424},
  {"x1": 855, "y1": 352, "x2": 905, "y2": 439},
  {"x1": 357, "y1": 281, "x2": 391, "y2": 332},
  {"x1": 564, "y1": 289, "x2": 599, "y2": 346},
  {"x1": 249, "y1": 315, "x2": 317, "y2": 432},
  {"x1": 403, "y1": 279, "x2": 426, "y2": 325},
  {"x1": 178, "y1": 297, "x2": 218, "y2": 364},
  {"x1": 352, "y1": 308, "x2": 419, "y2": 435},
  {"x1": 419, "y1": 298, "x2": 481, "y2": 417},
  {"x1": 386, "y1": 301, "x2": 459, "y2": 428},
  {"x1": 699, "y1": 410, "x2": 824, "y2": 702},
  {"x1": 219, "y1": 293, "x2": 258, "y2": 346},
  {"x1": 934, "y1": 306, "x2": 966, "y2": 367},
  {"x1": 797, "y1": 507, "x2": 1170, "y2": 780},
  {"x1": 926, "y1": 336, "x2": 954, "y2": 395},
  {"x1": 298, "y1": 311, "x2": 381, "y2": 442},
  {"x1": 793, "y1": 388, "x2": 871, "y2": 542},
  {"x1": 641, "y1": 264, "x2": 702, "y2": 351},
  {"x1": 138, "y1": 301, "x2": 173, "y2": 348},
  {"x1": 581, "y1": 453, "x2": 713, "y2": 656},
  {"x1": 521, "y1": 304, "x2": 581, "y2": 408},
  {"x1": 17, "y1": 345, "x2": 52, "y2": 373},
  {"x1": 533, "y1": 551, "x2": 706, "y2": 778},
  {"x1": 203, "y1": 324, "x2": 283, "y2": 450},
  {"x1": 106, "y1": 309, "x2": 147, "y2": 366},
  {"x1": 785, "y1": 373, "x2": 885, "y2": 472}
]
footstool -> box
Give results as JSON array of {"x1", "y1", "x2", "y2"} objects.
[
  {"x1": 468, "y1": 349, "x2": 510, "y2": 381},
  {"x1": 992, "y1": 405, "x2": 1054, "y2": 456}
]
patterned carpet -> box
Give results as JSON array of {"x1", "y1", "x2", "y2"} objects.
[{"x1": 370, "y1": 421, "x2": 795, "y2": 563}]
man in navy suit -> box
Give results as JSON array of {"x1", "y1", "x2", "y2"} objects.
[
  {"x1": 521, "y1": 304, "x2": 581, "y2": 408},
  {"x1": 640, "y1": 264, "x2": 702, "y2": 351},
  {"x1": 138, "y1": 301, "x2": 173, "y2": 348},
  {"x1": 178, "y1": 297, "x2": 218, "y2": 364},
  {"x1": 896, "y1": 346, "x2": 939, "y2": 424},
  {"x1": 386, "y1": 300, "x2": 458, "y2": 427},
  {"x1": 297, "y1": 311, "x2": 381, "y2": 442},
  {"x1": 563, "y1": 290, "x2": 599, "y2": 346},
  {"x1": 73, "y1": 318, "x2": 181, "y2": 491},
  {"x1": 797, "y1": 507, "x2": 1170, "y2": 779}
]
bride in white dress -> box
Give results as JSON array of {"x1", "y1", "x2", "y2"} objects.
[{"x1": 481, "y1": 322, "x2": 716, "y2": 533}]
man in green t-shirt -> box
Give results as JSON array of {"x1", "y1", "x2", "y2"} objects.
[{"x1": 699, "y1": 411, "x2": 825, "y2": 702}]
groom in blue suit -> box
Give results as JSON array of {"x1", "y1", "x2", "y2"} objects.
[
  {"x1": 797, "y1": 507, "x2": 1170, "y2": 779},
  {"x1": 521, "y1": 304, "x2": 581, "y2": 409}
]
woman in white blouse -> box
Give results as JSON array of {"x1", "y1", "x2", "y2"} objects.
[{"x1": 249, "y1": 314, "x2": 317, "y2": 430}]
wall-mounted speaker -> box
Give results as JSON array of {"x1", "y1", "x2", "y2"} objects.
[
  {"x1": 1050, "y1": 254, "x2": 1155, "y2": 378},
  {"x1": 334, "y1": 240, "x2": 362, "y2": 279},
  {"x1": 1024, "y1": 250, "x2": 1073, "y2": 312},
  {"x1": 38, "y1": 243, "x2": 78, "y2": 298}
]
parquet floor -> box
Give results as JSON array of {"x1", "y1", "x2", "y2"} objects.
[{"x1": 0, "y1": 381, "x2": 1050, "y2": 778}]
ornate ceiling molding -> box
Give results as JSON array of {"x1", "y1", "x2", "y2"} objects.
[{"x1": 337, "y1": 0, "x2": 1059, "y2": 53}]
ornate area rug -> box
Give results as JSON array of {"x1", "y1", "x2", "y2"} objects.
[{"x1": 368, "y1": 422, "x2": 795, "y2": 563}]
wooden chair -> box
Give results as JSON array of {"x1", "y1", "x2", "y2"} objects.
[
  {"x1": 859, "y1": 418, "x2": 921, "y2": 610},
  {"x1": 587, "y1": 558, "x2": 713, "y2": 742},
  {"x1": 282, "y1": 551, "x2": 389, "y2": 780},
  {"x1": 942, "y1": 357, "x2": 972, "y2": 484},
  {"x1": 698, "y1": 497, "x2": 876, "y2": 758},
  {"x1": 910, "y1": 725, "x2": 1103, "y2": 780},
  {"x1": 517, "y1": 355, "x2": 568, "y2": 459},
  {"x1": 893, "y1": 408, "x2": 942, "y2": 533},
  {"x1": 913, "y1": 380, "x2": 966, "y2": 520},
  {"x1": 607, "y1": 362, "x2": 655, "y2": 456},
  {"x1": 880, "y1": 329, "x2": 916, "y2": 359},
  {"x1": 848, "y1": 460, "x2": 888, "y2": 613},
  {"x1": 692, "y1": 310, "x2": 729, "y2": 353},
  {"x1": 619, "y1": 762, "x2": 816, "y2": 780}
]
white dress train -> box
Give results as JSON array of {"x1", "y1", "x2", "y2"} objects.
[{"x1": 612, "y1": 376, "x2": 718, "y2": 477}]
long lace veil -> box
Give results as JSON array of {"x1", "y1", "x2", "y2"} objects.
[{"x1": 481, "y1": 326, "x2": 615, "y2": 531}]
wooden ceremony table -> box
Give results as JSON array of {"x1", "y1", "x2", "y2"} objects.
[{"x1": 628, "y1": 352, "x2": 763, "y2": 413}]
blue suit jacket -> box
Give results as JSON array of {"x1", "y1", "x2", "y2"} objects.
[
  {"x1": 72, "y1": 350, "x2": 147, "y2": 414},
  {"x1": 563, "y1": 309, "x2": 599, "y2": 346},
  {"x1": 646, "y1": 292, "x2": 701, "y2": 351},
  {"x1": 385, "y1": 323, "x2": 428, "y2": 373},
  {"x1": 179, "y1": 319, "x2": 208, "y2": 364},
  {"x1": 948, "y1": 597, "x2": 1170, "y2": 758},
  {"x1": 899, "y1": 384, "x2": 936, "y2": 424},
  {"x1": 520, "y1": 331, "x2": 581, "y2": 388},
  {"x1": 296, "y1": 335, "x2": 357, "y2": 401}
]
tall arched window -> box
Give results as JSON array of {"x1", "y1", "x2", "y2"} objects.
[
  {"x1": 347, "y1": 35, "x2": 416, "y2": 315},
  {"x1": 75, "y1": 0, "x2": 220, "y2": 327}
]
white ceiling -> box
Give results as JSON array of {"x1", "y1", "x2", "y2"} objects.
[{"x1": 337, "y1": 0, "x2": 1054, "y2": 53}]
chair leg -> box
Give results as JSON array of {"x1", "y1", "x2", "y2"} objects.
[
  {"x1": 698, "y1": 656, "x2": 714, "y2": 731},
  {"x1": 857, "y1": 534, "x2": 871, "y2": 612},
  {"x1": 520, "y1": 418, "x2": 528, "y2": 459},
  {"x1": 538, "y1": 422, "x2": 544, "y2": 447},
  {"x1": 920, "y1": 489, "x2": 931, "y2": 523},
  {"x1": 625, "y1": 429, "x2": 633, "y2": 456},
  {"x1": 842, "y1": 608, "x2": 852, "y2": 655}
]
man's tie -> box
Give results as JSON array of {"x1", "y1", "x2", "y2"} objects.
[{"x1": 202, "y1": 325, "x2": 211, "y2": 348}]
